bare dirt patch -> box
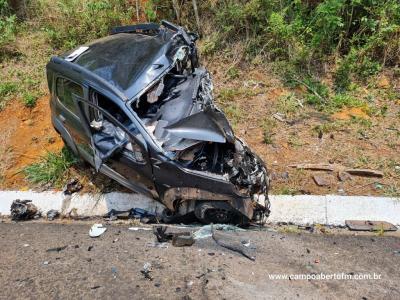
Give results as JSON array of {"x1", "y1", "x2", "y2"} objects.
[{"x1": 0, "y1": 96, "x2": 64, "y2": 189}]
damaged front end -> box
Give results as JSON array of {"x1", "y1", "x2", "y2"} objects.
[{"x1": 129, "y1": 27, "x2": 270, "y2": 224}]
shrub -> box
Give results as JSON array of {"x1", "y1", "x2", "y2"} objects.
[
  {"x1": 0, "y1": 0, "x2": 17, "y2": 52},
  {"x1": 22, "y1": 92, "x2": 37, "y2": 108}
]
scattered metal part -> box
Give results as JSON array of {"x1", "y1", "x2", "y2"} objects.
[
  {"x1": 153, "y1": 226, "x2": 174, "y2": 243},
  {"x1": 212, "y1": 227, "x2": 256, "y2": 261},
  {"x1": 152, "y1": 225, "x2": 194, "y2": 247},
  {"x1": 46, "y1": 209, "x2": 59, "y2": 221},
  {"x1": 193, "y1": 224, "x2": 245, "y2": 240},
  {"x1": 104, "y1": 208, "x2": 157, "y2": 223},
  {"x1": 141, "y1": 262, "x2": 153, "y2": 280},
  {"x1": 345, "y1": 220, "x2": 397, "y2": 232},
  {"x1": 128, "y1": 227, "x2": 152, "y2": 231},
  {"x1": 10, "y1": 200, "x2": 39, "y2": 221},
  {"x1": 89, "y1": 224, "x2": 107, "y2": 238}
]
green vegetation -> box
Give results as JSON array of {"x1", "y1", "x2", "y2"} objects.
[
  {"x1": 22, "y1": 92, "x2": 38, "y2": 108},
  {"x1": 0, "y1": 81, "x2": 17, "y2": 109},
  {"x1": 32, "y1": 0, "x2": 134, "y2": 49},
  {"x1": 276, "y1": 93, "x2": 302, "y2": 117},
  {"x1": 261, "y1": 118, "x2": 276, "y2": 145},
  {"x1": 0, "y1": 0, "x2": 16, "y2": 52},
  {"x1": 197, "y1": 1, "x2": 399, "y2": 81},
  {"x1": 23, "y1": 147, "x2": 77, "y2": 186}
]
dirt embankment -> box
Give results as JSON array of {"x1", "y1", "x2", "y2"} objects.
[
  {"x1": 1, "y1": 61, "x2": 399, "y2": 197},
  {"x1": 0, "y1": 96, "x2": 63, "y2": 189}
]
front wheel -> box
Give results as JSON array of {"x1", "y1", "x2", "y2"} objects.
[{"x1": 194, "y1": 201, "x2": 235, "y2": 224}]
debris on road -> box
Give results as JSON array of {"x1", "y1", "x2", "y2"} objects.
[
  {"x1": 111, "y1": 266, "x2": 118, "y2": 279},
  {"x1": 128, "y1": 227, "x2": 152, "y2": 231},
  {"x1": 89, "y1": 224, "x2": 107, "y2": 238},
  {"x1": 105, "y1": 208, "x2": 157, "y2": 223},
  {"x1": 46, "y1": 209, "x2": 59, "y2": 221},
  {"x1": 153, "y1": 226, "x2": 173, "y2": 243},
  {"x1": 46, "y1": 245, "x2": 68, "y2": 252},
  {"x1": 141, "y1": 262, "x2": 153, "y2": 281},
  {"x1": 63, "y1": 178, "x2": 83, "y2": 195},
  {"x1": 172, "y1": 234, "x2": 195, "y2": 247},
  {"x1": 344, "y1": 169, "x2": 384, "y2": 178},
  {"x1": 152, "y1": 225, "x2": 194, "y2": 247},
  {"x1": 212, "y1": 226, "x2": 256, "y2": 261},
  {"x1": 10, "y1": 200, "x2": 39, "y2": 220},
  {"x1": 193, "y1": 224, "x2": 245, "y2": 240},
  {"x1": 146, "y1": 241, "x2": 169, "y2": 248},
  {"x1": 345, "y1": 220, "x2": 397, "y2": 232}
]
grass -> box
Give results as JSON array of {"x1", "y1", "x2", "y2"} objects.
[
  {"x1": 222, "y1": 103, "x2": 243, "y2": 128},
  {"x1": 0, "y1": 82, "x2": 18, "y2": 109},
  {"x1": 276, "y1": 93, "x2": 302, "y2": 117},
  {"x1": 22, "y1": 92, "x2": 38, "y2": 108},
  {"x1": 261, "y1": 118, "x2": 276, "y2": 145},
  {"x1": 23, "y1": 147, "x2": 77, "y2": 186}
]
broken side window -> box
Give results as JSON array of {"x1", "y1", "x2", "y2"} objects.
[
  {"x1": 87, "y1": 91, "x2": 144, "y2": 163},
  {"x1": 88, "y1": 91, "x2": 134, "y2": 130},
  {"x1": 56, "y1": 77, "x2": 83, "y2": 115}
]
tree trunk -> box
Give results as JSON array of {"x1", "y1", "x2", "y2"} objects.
[
  {"x1": 172, "y1": 0, "x2": 180, "y2": 24},
  {"x1": 192, "y1": 0, "x2": 201, "y2": 32}
]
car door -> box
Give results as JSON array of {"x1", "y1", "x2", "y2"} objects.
[
  {"x1": 75, "y1": 90, "x2": 157, "y2": 197},
  {"x1": 54, "y1": 76, "x2": 93, "y2": 160}
]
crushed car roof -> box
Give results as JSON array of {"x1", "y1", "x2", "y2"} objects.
[{"x1": 63, "y1": 30, "x2": 178, "y2": 100}]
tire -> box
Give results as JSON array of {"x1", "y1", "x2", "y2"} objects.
[
  {"x1": 161, "y1": 208, "x2": 176, "y2": 223},
  {"x1": 194, "y1": 201, "x2": 235, "y2": 224}
]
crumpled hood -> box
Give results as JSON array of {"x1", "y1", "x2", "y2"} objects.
[{"x1": 164, "y1": 106, "x2": 235, "y2": 144}]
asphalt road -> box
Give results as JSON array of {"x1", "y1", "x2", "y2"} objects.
[{"x1": 0, "y1": 221, "x2": 399, "y2": 300}]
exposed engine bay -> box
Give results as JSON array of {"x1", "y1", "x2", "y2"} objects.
[{"x1": 131, "y1": 50, "x2": 270, "y2": 224}]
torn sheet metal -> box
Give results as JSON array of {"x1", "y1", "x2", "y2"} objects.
[{"x1": 165, "y1": 107, "x2": 235, "y2": 144}]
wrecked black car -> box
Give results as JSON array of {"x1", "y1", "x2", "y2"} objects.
[{"x1": 46, "y1": 21, "x2": 270, "y2": 224}]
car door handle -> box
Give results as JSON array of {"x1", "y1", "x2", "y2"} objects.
[{"x1": 59, "y1": 114, "x2": 66, "y2": 123}]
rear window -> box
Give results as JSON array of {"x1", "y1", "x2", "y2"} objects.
[{"x1": 56, "y1": 78, "x2": 83, "y2": 114}]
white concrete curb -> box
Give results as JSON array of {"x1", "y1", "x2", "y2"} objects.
[{"x1": 0, "y1": 191, "x2": 399, "y2": 226}]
